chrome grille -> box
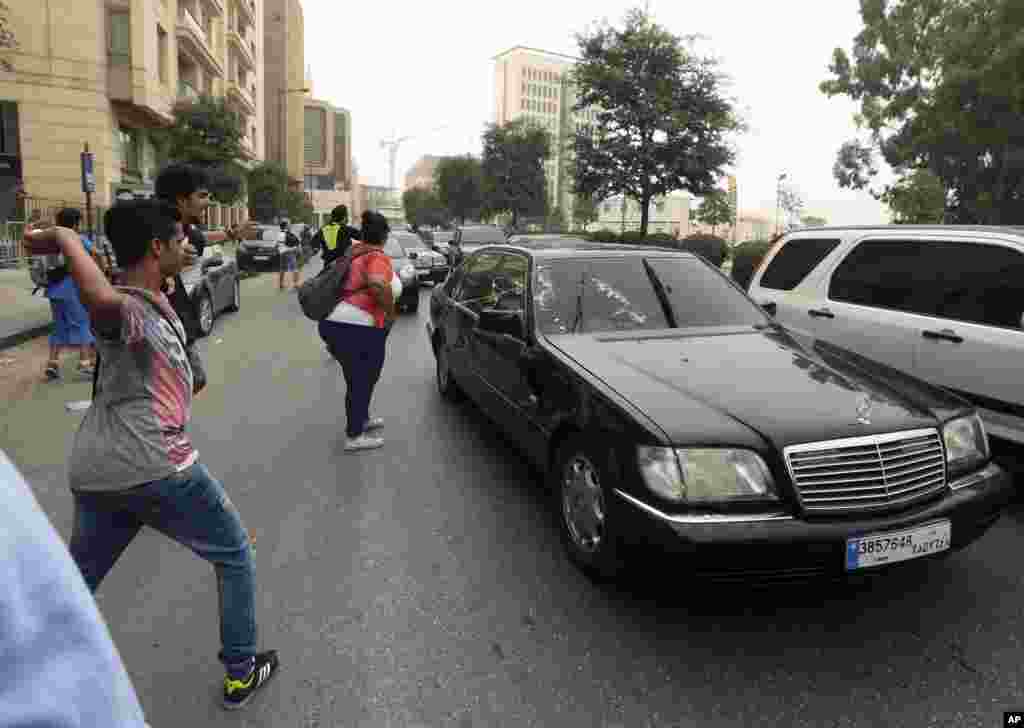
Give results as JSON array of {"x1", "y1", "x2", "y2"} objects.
[{"x1": 785, "y1": 429, "x2": 947, "y2": 515}]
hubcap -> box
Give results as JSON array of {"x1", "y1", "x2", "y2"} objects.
[
  {"x1": 561, "y1": 455, "x2": 605, "y2": 554},
  {"x1": 200, "y1": 297, "x2": 213, "y2": 332}
]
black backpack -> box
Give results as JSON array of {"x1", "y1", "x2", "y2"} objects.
[{"x1": 297, "y1": 246, "x2": 371, "y2": 321}]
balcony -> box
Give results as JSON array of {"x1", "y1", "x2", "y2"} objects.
[
  {"x1": 226, "y1": 79, "x2": 256, "y2": 115},
  {"x1": 202, "y1": 0, "x2": 225, "y2": 17},
  {"x1": 227, "y1": 27, "x2": 255, "y2": 70},
  {"x1": 236, "y1": 0, "x2": 256, "y2": 28},
  {"x1": 176, "y1": 8, "x2": 224, "y2": 77}
]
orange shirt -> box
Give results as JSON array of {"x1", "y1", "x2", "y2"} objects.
[{"x1": 340, "y1": 243, "x2": 393, "y2": 328}]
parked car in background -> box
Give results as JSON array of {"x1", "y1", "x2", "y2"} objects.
[
  {"x1": 391, "y1": 230, "x2": 449, "y2": 284},
  {"x1": 747, "y1": 226, "x2": 1024, "y2": 447},
  {"x1": 180, "y1": 245, "x2": 241, "y2": 337},
  {"x1": 236, "y1": 225, "x2": 284, "y2": 271},
  {"x1": 427, "y1": 240, "x2": 1012, "y2": 582},
  {"x1": 383, "y1": 234, "x2": 421, "y2": 313}
]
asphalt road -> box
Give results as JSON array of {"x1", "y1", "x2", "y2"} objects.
[{"x1": 4, "y1": 265, "x2": 1024, "y2": 728}]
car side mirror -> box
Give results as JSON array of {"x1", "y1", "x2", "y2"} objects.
[{"x1": 477, "y1": 308, "x2": 525, "y2": 340}]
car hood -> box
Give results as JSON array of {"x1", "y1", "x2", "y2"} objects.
[{"x1": 545, "y1": 326, "x2": 969, "y2": 449}]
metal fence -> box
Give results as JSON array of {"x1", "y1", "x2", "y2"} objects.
[{"x1": 1, "y1": 197, "x2": 111, "y2": 268}]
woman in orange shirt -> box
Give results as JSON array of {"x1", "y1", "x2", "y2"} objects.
[{"x1": 318, "y1": 211, "x2": 398, "y2": 452}]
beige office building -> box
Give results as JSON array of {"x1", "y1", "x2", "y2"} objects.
[
  {"x1": 404, "y1": 154, "x2": 441, "y2": 191},
  {"x1": 493, "y1": 46, "x2": 599, "y2": 221},
  {"x1": 303, "y1": 95, "x2": 357, "y2": 226},
  {"x1": 263, "y1": 0, "x2": 304, "y2": 185},
  {"x1": 0, "y1": 0, "x2": 265, "y2": 224}
]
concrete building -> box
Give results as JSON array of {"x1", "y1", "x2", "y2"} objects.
[
  {"x1": 302, "y1": 94, "x2": 356, "y2": 227},
  {"x1": 1, "y1": 0, "x2": 265, "y2": 225},
  {"x1": 263, "y1": 0, "x2": 304, "y2": 185},
  {"x1": 404, "y1": 155, "x2": 441, "y2": 191}
]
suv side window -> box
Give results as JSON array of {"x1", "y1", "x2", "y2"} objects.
[
  {"x1": 455, "y1": 252, "x2": 503, "y2": 311},
  {"x1": 759, "y1": 238, "x2": 841, "y2": 290},
  {"x1": 932, "y1": 242, "x2": 1024, "y2": 329},
  {"x1": 829, "y1": 240, "x2": 932, "y2": 314}
]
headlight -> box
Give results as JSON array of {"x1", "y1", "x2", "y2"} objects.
[
  {"x1": 637, "y1": 447, "x2": 778, "y2": 504},
  {"x1": 943, "y1": 414, "x2": 989, "y2": 477},
  {"x1": 400, "y1": 264, "x2": 416, "y2": 281}
]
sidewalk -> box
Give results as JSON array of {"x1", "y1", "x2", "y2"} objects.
[{"x1": 0, "y1": 266, "x2": 52, "y2": 350}]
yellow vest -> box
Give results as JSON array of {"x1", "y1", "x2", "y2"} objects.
[{"x1": 322, "y1": 223, "x2": 342, "y2": 251}]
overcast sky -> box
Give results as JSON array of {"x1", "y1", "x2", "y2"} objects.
[{"x1": 303, "y1": 0, "x2": 891, "y2": 224}]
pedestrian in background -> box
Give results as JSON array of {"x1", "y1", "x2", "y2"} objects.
[
  {"x1": 41, "y1": 208, "x2": 97, "y2": 381},
  {"x1": 0, "y1": 450, "x2": 148, "y2": 727},
  {"x1": 318, "y1": 210, "x2": 399, "y2": 452},
  {"x1": 309, "y1": 205, "x2": 359, "y2": 267},
  {"x1": 24, "y1": 200, "x2": 279, "y2": 711},
  {"x1": 277, "y1": 220, "x2": 302, "y2": 291}
]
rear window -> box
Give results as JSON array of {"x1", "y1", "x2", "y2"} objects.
[
  {"x1": 461, "y1": 227, "x2": 506, "y2": 244},
  {"x1": 758, "y1": 238, "x2": 841, "y2": 290}
]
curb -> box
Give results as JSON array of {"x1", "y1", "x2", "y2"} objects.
[{"x1": 0, "y1": 322, "x2": 52, "y2": 352}]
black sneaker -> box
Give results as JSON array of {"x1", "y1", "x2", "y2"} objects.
[{"x1": 222, "y1": 650, "x2": 279, "y2": 710}]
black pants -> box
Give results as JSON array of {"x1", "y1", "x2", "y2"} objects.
[
  {"x1": 167, "y1": 274, "x2": 201, "y2": 344},
  {"x1": 318, "y1": 320, "x2": 387, "y2": 438}
]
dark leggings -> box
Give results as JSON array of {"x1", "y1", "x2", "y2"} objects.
[{"x1": 318, "y1": 320, "x2": 387, "y2": 438}]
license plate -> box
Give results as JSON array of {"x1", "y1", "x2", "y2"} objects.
[
  {"x1": 845, "y1": 520, "x2": 951, "y2": 570},
  {"x1": 254, "y1": 256, "x2": 269, "y2": 261}
]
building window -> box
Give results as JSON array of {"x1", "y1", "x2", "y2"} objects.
[
  {"x1": 157, "y1": 26, "x2": 168, "y2": 82},
  {"x1": 0, "y1": 101, "x2": 19, "y2": 156},
  {"x1": 118, "y1": 127, "x2": 141, "y2": 178},
  {"x1": 109, "y1": 12, "x2": 130, "y2": 65}
]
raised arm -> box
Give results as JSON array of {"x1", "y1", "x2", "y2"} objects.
[{"x1": 25, "y1": 226, "x2": 124, "y2": 322}]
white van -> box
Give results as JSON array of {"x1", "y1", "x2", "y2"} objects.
[{"x1": 747, "y1": 226, "x2": 1024, "y2": 445}]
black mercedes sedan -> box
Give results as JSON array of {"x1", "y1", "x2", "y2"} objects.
[{"x1": 426, "y1": 241, "x2": 1014, "y2": 582}]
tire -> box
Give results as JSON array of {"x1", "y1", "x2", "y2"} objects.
[
  {"x1": 435, "y1": 340, "x2": 463, "y2": 402},
  {"x1": 226, "y1": 278, "x2": 240, "y2": 312},
  {"x1": 197, "y1": 291, "x2": 214, "y2": 337},
  {"x1": 552, "y1": 436, "x2": 625, "y2": 581}
]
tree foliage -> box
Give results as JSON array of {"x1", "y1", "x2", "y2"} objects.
[
  {"x1": 435, "y1": 156, "x2": 484, "y2": 225},
  {"x1": 480, "y1": 119, "x2": 551, "y2": 228},
  {"x1": 821, "y1": 0, "x2": 1024, "y2": 223},
  {"x1": 800, "y1": 215, "x2": 829, "y2": 227},
  {"x1": 881, "y1": 169, "x2": 946, "y2": 224},
  {"x1": 571, "y1": 8, "x2": 741, "y2": 235},
  {"x1": 572, "y1": 192, "x2": 602, "y2": 229},
  {"x1": 248, "y1": 161, "x2": 311, "y2": 224},
  {"x1": 694, "y1": 190, "x2": 734, "y2": 234},
  {"x1": 402, "y1": 186, "x2": 447, "y2": 230},
  {"x1": 157, "y1": 96, "x2": 246, "y2": 204}
]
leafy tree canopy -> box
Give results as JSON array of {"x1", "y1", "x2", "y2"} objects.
[
  {"x1": 882, "y1": 169, "x2": 946, "y2": 224},
  {"x1": 435, "y1": 156, "x2": 484, "y2": 225},
  {"x1": 571, "y1": 7, "x2": 741, "y2": 235},
  {"x1": 481, "y1": 119, "x2": 551, "y2": 228},
  {"x1": 157, "y1": 96, "x2": 246, "y2": 204},
  {"x1": 248, "y1": 161, "x2": 311, "y2": 224},
  {"x1": 694, "y1": 190, "x2": 734, "y2": 234},
  {"x1": 402, "y1": 186, "x2": 447, "y2": 230}
]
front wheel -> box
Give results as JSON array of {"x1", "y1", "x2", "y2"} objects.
[
  {"x1": 197, "y1": 292, "x2": 214, "y2": 337},
  {"x1": 553, "y1": 436, "x2": 625, "y2": 581},
  {"x1": 226, "y1": 278, "x2": 240, "y2": 312}
]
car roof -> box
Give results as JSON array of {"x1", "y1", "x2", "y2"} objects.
[
  {"x1": 788, "y1": 224, "x2": 1024, "y2": 237},
  {"x1": 468, "y1": 238, "x2": 696, "y2": 260}
]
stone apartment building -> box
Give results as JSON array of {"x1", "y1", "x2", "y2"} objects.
[
  {"x1": 303, "y1": 91, "x2": 358, "y2": 227},
  {"x1": 263, "y1": 0, "x2": 304, "y2": 186}
]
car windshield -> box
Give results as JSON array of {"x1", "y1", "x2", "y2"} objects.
[
  {"x1": 393, "y1": 233, "x2": 426, "y2": 251},
  {"x1": 383, "y1": 238, "x2": 406, "y2": 258},
  {"x1": 533, "y1": 256, "x2": 766, "y2": 335}
]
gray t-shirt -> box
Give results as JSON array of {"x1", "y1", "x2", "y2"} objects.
[{"x1": 69, "y1": 288, "x2": 198, "y2": 492}]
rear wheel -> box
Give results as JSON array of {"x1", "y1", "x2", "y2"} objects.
[
  {"x1": 435, "y1": 342, "x2": 462, "y2": 402},
  {"x1": 197, "y1": 292, "x2": 214, "y2": 337},
  {"x1": 226, "y1": 278, "x2": 241, "y2": 312}
]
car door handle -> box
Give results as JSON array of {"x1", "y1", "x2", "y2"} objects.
[
  {"x1": 922, "y1": 329, "x2": 964, "y2": 344},
  {"x1": 808, "y1": 308, "x2": 835, "y2": 319}
]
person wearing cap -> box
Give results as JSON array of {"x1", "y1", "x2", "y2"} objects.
[{"x1": 309, "y1": 205, "x2": 360, "y2": 268}]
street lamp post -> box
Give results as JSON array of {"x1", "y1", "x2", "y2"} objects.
[{"x1": 775, "y1": 173, "x2": 788, "y2": 236}]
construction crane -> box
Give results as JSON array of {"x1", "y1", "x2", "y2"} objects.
[{"x1": 379, "y1": 124, "x2": 449, "y2": 192}]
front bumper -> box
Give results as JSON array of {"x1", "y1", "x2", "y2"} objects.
[{"x1": 613, "y1": 462, "x2": 1013, "y2": 581}]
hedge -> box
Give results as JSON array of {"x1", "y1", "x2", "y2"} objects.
[
  {"x1": 730, "y1": 239, "x2": 776, "y2": 290},
  {"x1": 678, "y1": 233, "x2": 728, "y2": 267}
]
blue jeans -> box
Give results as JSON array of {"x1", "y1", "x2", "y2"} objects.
[
  {"x1": 318, "y1": 320, "x2": 387, "y2": 438},
  {"x1": 69, "y1": 463, "x2": 257, "y2": 669}
]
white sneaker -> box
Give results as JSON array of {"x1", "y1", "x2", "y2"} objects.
[
  {"x1": 365, "y1": 417, "x2": 384, "y2": 431},
  {"x1": 344, "y1": 434, "x2": 384, "y2": 452}
]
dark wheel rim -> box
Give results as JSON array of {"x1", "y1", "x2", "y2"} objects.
[
  {"x1": 561, "y1": 454, "x2": 605, "y2": 554},
  {"x1": 199, "y1": 296, "x2": 213, "y2": 333}
]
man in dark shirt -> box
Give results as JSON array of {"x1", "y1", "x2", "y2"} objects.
[
  {"x1": 309, "y1": 205, "x2": 360, "y2": 268},
  {"x1": 154, "y1": 164, "x2": 230, "y2": 342}
]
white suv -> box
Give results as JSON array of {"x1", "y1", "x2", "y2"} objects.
[{"x1": 747, "y1": 226, "x2": 1024, "y2": 445}]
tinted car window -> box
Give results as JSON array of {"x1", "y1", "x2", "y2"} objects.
[
  {"x1": 829, "y1": 240, "x2": 936, "y2": 315},
  {"x1": 491, "y1": 254, "x2": 529, "y2": 311},
  {"x1": 456, "y1": 252, "x2": 504, "y2": 310},
  {"x1": 932, "y1": 242, "x2": 1024, "y2": 328},
  {"x1": 533, "y1": 258, "x2": 669, "y2": 335},
  {"x1": 759, "y1": 238, "x2": 841, "y2": 290},
  {"x1": 393, "y1": 233, "x2": 425, "y2": 251},
  {"x1": 646, "y1": 258, "x2": 766, "y2": 328}
]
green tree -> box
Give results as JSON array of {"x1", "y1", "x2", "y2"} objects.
[
  {"x1": 402, "y1": 186, "x2": 447, "y2": 230},
  {"x1": 694, "y1": 190, "x2": 734, "y2": 235},
  {"x1": 571, "y1": 8, "x2": 741, "y2": 235},
  {"x1": 821, "y1": 0, "x2": 1024, "y2": 224},
  {"x1": 572, "y1": 192, "x2": 601, "y2": 230},
  {"x1": 157, "y1": 96, "x2": 246, "y2": 204},
  {"x1": 480, "y1": 119, "x2": 552, "y2": 229},
  {"x1": 247, "y1": 161, "x2": 311, "y2": 223},
  {"x1": 800, "y1": 215, "x2": 828, "y2": 227},
  {"x1": 881, "y1": 169, "x2": 946, "y2": 224},
  {"x1": 435, "y1": 155, "x2": 483, "y2": 225}
]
